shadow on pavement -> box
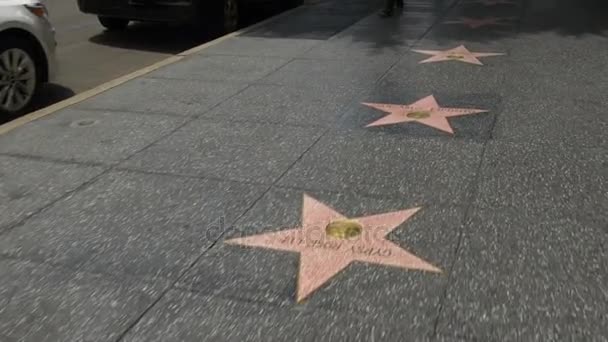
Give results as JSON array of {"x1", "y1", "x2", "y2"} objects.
[
  {"x1": 89, "y1": 22, "x2": 212, "y2": 55},
  {"x1": 243, "y1": 0, "x2": 392, "y2": 40},
  {"x1": 0, "y1": 84, "x2": 76, "y2": 125},
  {"x1": 88, "y1": 6, "x2": 286, "y2": 54},
  {"x1": 82, "y1": 0, "x2": 608, "y2": 59},
  {"x1": 517, "y1": 0, "x2": 608, "y2": 37},
  {"x1": 241, "y1": 0, "x2": 608, "y2": 50},
  {"x1": 34, "y1": 84, "x2": 77, "y2": 110}
]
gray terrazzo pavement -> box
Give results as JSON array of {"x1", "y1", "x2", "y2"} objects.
[{"x1": 1, "y1": 0, "x2": 606, "y2": 340}]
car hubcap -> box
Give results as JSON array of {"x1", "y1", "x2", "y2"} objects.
[
  {"x1": 0, "y1": 48, "x2": 36, "y2": 114},
  {"x1": 224, "y1": 0, "x2": 238, "y2": 32}
]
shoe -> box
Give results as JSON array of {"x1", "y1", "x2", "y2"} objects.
[{"x1": 379, "y1": 9, "x2": 393, "y2": 17}]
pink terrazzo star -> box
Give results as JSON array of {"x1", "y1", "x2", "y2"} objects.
[
  {"x1": 444, "y1": 16, "x2": 512, "y2": 28},
  {"x1": 225, "y1": 194, "x2": 441, "y2": 302},
  {"x1": 362, "y1": 95, "x2": 487, "y2": 134},
  {"x1": 413, "y1": 45, "x2": 504, "y2": 65}
]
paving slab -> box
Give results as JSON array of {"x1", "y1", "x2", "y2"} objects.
[
  {"x1": 300, "y1": 37, "x2": 411, "y2": 61},
  {"x1": 244, "y1": 15, "x2": 363, "y2": 40},
  {"x1": 148, "y1": 55, "x2": 291, "y2": 83},
  {"x1": 303, "y1": 0, "x2": 381, "y2": 16},
  {"x1": 0, "y1": 109, "x2": 185, "y2": 165},
  {"x1": 496, "y1": 69, "x2": 606, "y2": 129},
  {"x1": 0, "y1": 170, "x2": 267, "y2": 281},
  {"x1": 505, "y1": 32, "x2": 608, "y2": 68},
  {"x1": 0, "y1": 259, "x2": 165, "y2": 342},
  {"x1": 197, "y1": 36, "x2": 321, "y2": 58},
  {"x1": 356, "y1": 0, "x2": 454, "y2": 21},
  {"x1": 492, "y1": 91, "x2": 608, "y2": 148},
  {"x1": 449, "y1": 0, "x2": 524, "y2": 18},
  {"x1": 76, "y1": 77, "x2": 249, "y2": 117},
  {"x1": 177, "y1": 187, "x2": 461, "y2": 335},
  {"x1": 0, "y1": 156, "x2": 106, "y2": 234},
  {"x1": 122, "y1": 289, "x2": 415, "y2": 342},
  {"x1": 260, "y1": 57, "x2": 396, "y2": 89},
  {"x1": 303, "y1": 13, "x2": 438, "y2": 56},
  {"x1": 426, "y1": 22, "x2": 518, "y2": 43},
  {"x1": 278, "y1": 129, "x2": 484, "y2": 203},
  {"x1": 426, "y1": 0, "x2": 521, "y2": 43},
  {"x1": 120, "y1": 118, "x2": 324, "y2": 183},
  {"x1": 495, "y1": 35, "x2": 608, "y2": 99},
  {"x1": 437, "y1": 207, "x2": 608, "y2": 341},
  {"x1": 474, "y1": 142, "x2": 608, "y2": 219},
  {"x1": 353, "y1": 11, "x2": 441, "y2": 28},
  {"x1": 201, "y1": 83, "x2": 363, "y2": 127},
  {"x1": 244, "y1": 0, "x2": 382, "y2": 40},
  {"x1": 519, "y1": 0, "x2": 608, "y2": 34}
]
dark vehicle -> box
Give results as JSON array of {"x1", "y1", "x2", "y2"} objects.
[{"x1": 77, "y1": 0, "x2": 301, "y2": 34}]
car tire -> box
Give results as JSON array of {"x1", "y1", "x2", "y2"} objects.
[
  {"x1": 0, "y1": 36, "x2": 42, "y2": 118},
  {"x1": 205, "y1": 0, "x2": 240, "y2": 34},
  {"x1": 98, "y1": 16, "x2": 130, "y2": 31},
  {"x1": 221, "y1": 0, "x2": 240, "y2": 33}
]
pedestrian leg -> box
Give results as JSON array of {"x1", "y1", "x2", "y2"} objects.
[{"x1": 380, "y1": 0, "x2": 396, "y2": 17}]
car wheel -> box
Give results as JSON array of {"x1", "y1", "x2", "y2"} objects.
[
  {"x1": 222, "y1": 0, "x2": 239, "y2": 33},
  {"x1": 0, "y1": 37, "x2": 40, "y2": 118},
  {"x1": 98, "y1": 16, "x2": 130, "y2": 31}
]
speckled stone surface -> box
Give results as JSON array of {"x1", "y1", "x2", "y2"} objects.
[
  {"x1": 76, "y1": 77, "x2": 249, "y2": 117},
  {"x1": 119, "y1": 118, "x2": 325, "y2": 183},
  {"x1": 198, "y1": 37, "x2": 321, "y2": 58},
  {"x1": 0, "y1": 259, "x2": 166, "y2": 342},
  {"x1": 259, "y1": 57, "x2": 396, "y2": 89},
  {"x1": 147, "y1": 55, "x2": 291, "y2": 83},
  {"x1": 277, "y1": 130, "x2": 484, "y2": 204},
  {"x1": 0, "y1": 0, "x2": 607, "y2": 339},
  {"x1": 244, "y1": 0, "x2": 383, "y2": 40},
  {"x1": 474, "y1": 142, "x2": 607, "y2": 218},
  {"x1": 492, "y1": 90, "x2": 608, "y2": 148},
  {"x1": 0, "y1": 108, "x2": 186, "y2": 164},
  {"x1": 121, "y1": 289, "x2": 423, "y2": 342},
  {"x1": 0, "y1": 156, "x2": 106, "y2": 234},
  {"x1": 0, "y1": 171, "x2": 267, "y2": 281},
  {"x1": 436, "y1": 207, "x2": 608, "y2": 341},
  {"x1": 201, "y1": 83, "x2": 363, "y2": 127}
]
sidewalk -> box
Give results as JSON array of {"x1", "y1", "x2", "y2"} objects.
[{"x1": 0, "y1": 0, "x2": 606, "y2": 340}]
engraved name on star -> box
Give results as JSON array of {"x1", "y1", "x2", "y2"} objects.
[
  {"x1": 225, "y1": 194, "x2": 441, "y2": 302},
  {"x1": 413, "y1": 45, "x2": 504, "y2": 65},
  {"x1": 362, "y1": 95, "x2": 487, "y2": 134}
]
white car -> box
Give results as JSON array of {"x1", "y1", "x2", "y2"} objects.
[{"x1": 0, "y1": 0, "x2": 56, "y2": 117}]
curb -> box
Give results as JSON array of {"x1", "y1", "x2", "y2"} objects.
[{"x1": 0, "y1": 5, "x2": 302, "y2": 136}]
